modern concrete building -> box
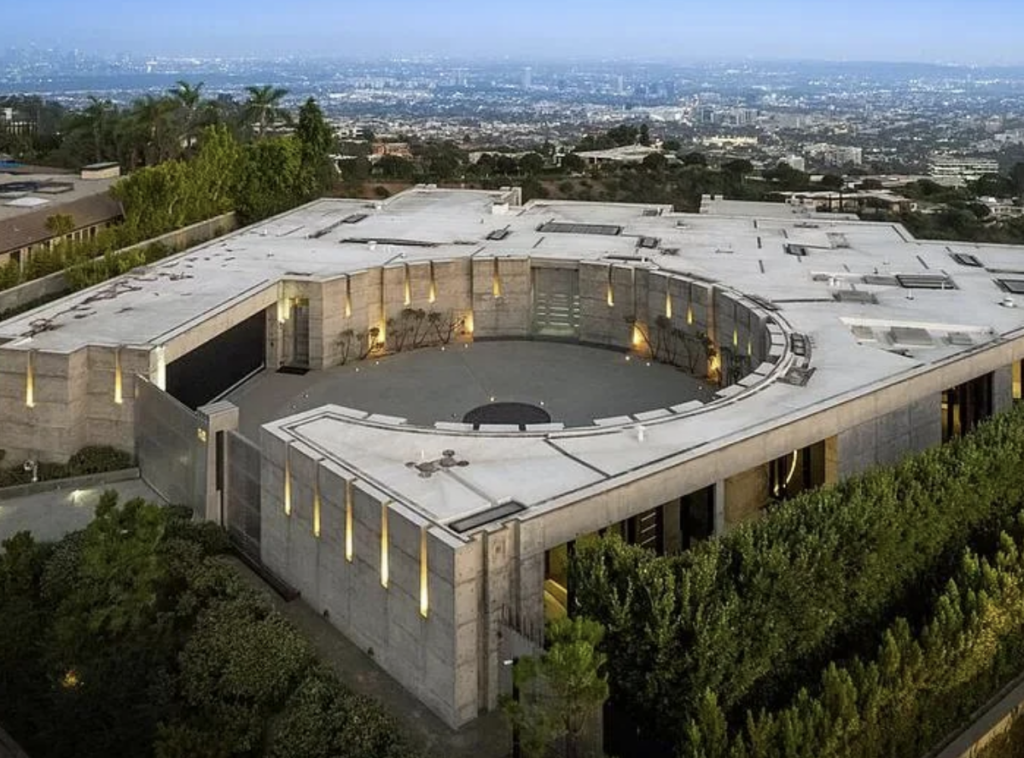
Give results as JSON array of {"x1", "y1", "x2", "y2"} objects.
[
  {"x1": 929, "y1": 155, "x2": 1001, "y2": 187},
  {"x1": 1, "y1": 186, "x2": 1023, "y2": 730}
]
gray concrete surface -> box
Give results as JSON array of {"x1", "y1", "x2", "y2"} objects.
[
  {"x1": 228, "y1": 339, "x2": 716, "y2": 439},
  {"x1": 0, "y1": 478, "x2": 166, "y2": 543}
]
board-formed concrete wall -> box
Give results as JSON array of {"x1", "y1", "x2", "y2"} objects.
[{"x1": 258, "y1": 427, "x2": 482, "y2": 728}]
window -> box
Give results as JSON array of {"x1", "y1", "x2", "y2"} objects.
[
  {"x1": 943, "y1": 373, "x2": 993, "y2": 442},
  {"x1": 1013, "y1": 360, "x2": 1022, "y2": 401}
]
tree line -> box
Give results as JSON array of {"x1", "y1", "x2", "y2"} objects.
[
  {"x1": 571, "y1": 401, "x2": 1024, "y2": 757},
  {"x1": 0, "y1": 493, "x2": 411, "y2": 758},
  {"x1": 1, "y1": 83, "x2": 293, "y2": 170},
  {"x1": 0, "y1": 96, "x2": 335, "y2": 298}
]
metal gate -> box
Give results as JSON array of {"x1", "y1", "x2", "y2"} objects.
[
  {"x1": 292, "y1": 300, "x2": 310, "y2": 367},
  {"x1": 532, "y1": 267, "x2": 580, "y2": 337},
  {"x1": 135, "y1": 376, "x2": 208, "y2": 516},
  {"x1": 225, "y1": 431, "x2": 262, "y2": 562}
]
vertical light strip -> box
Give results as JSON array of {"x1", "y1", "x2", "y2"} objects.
[
  {"x1": 428, "y1": 262, "x2": 437, "y2": 304},
  {"x1": 606, "y1": 267, "x2": 615, "y2": 307},
  {"x1": 25, "y1": 351, "x2": 34, "y2": 408},
  {"x1": 113, "y1": 347, "x2": 123, "y2": 405},
  {"x1": 313, "y1": 462, "x2": 321, "y2": 538},
  {"x1": 345, "y1": 480, "x2": 353, "y2": 562},
  {"x1": 380, "y1": 502, "x2": 390, "y2": 588},
  {"x1": 665, "y1": 291, "x2": 673, "y2": 319},
  {"x1": 344, "y1": 276, "x2": 352, "y2": 318},
  {"x1": 733, "y1": 328, "x2": 739, "y2": 347},
  {"x1": 283, "y1": 443, "x2": 292, "y2": 516},
  {"x1": 403, "y1": 264, "x2": 412, "y2": 306},
  {"x1": 419, "y1": 527, "x2": 429, "y2": 618},
  {"x1": 687, "y1": 304, "x2": 694, "y2": 325},
  {"x1": 492, "y1": 259, "x2": 502, "y2": 298}
]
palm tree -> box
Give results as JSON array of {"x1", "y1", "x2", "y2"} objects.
[
  {"x1": 131, "y1": 94, "x2": 176, "y2": 165},
  {"x1": 168, "y1": 80, "x2": 204, "y2": 152},
  {"x1": 243, "y1": 85, "x2": 290, "y2": 139},
  {"x1": 79, "y1": 95, "x2": 115, "y2": 164}
]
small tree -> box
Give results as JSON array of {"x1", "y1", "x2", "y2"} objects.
[
  {"x1": 45, "y1": 213, "x2": 76, "y2": 238},
  {"x1": 503, "y1": 617, "x2": 610, "y2": 758}
]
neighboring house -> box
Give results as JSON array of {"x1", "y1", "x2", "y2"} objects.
[{"x1": 0, "y1": 169, "x2": 124, "y2": 269}]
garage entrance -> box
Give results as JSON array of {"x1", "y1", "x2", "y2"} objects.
[{"x1": 166, "y1": 311, "x2": 266, "y2": 409}]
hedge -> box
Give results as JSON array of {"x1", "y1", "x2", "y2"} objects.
[
  {"x1": 0, "y1": 445, "x2": 133, "y2": 488},
  {"x1": 682, "y1": 511, "x2": 1024, "y2": 758},
  {"x1": 572, "y1": 402, "x2": 1024, "y2": 753}
]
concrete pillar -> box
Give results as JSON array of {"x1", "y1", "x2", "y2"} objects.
[
  {"x1": 198, "y1": 400, "x2": 240, "y2": 524},
  {"x1": 713, "y1": 480, "x2": 727, "y2": 537},
  {"x1": 993, "y1": 364, "x2": 1014, "y2": 415}
]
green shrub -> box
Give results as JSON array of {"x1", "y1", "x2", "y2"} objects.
[
  {"x1": 65, "y1": 446, "x2": 133, "y2": 476},
  {"x1": 573, "y1": 403, "x2": 1024, "y2": 750},
  {"x1": 682, "y1": 513, "x2": 1024, "y2": 758}
]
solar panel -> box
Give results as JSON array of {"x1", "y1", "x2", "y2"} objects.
[
  {"x1": 642, "y1": 209, "x2": 660, "y2": 217},
  {"x1": 486, "y1": 229, "x2": 511, "y2": 241},
  {"x1": 537, "y1": 222, "x2": 622, "y2": 236},
  {"x1": 950, "y1": 253, "x2": 983, "y2": 267},
  {"x1": 896, "y1": 273, "x2": 957, "y2": 290},
  {"x1": 637, "y1": 236, "x2": 660, "y2": 249},
  {"x1": 996, "y1": 279, "x2": 1024, "y2": 295},
  {"x1": 947, "y1": 332, "x2": 975, "y2": 346},
  {"x1": 784, "y1": 244, "x2": 809, "y2": 257}
]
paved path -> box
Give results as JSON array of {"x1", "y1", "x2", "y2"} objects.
[
  {"x1": 226, "y1": 556, "x2": 512, "y2": 758},
  {"x1": 0, "y1": 478, "x2": 165, "y2": 543}
]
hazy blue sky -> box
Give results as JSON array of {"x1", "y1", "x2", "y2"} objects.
[{"x1": 9, "y1": 0, "x2": 1023, "y2": 64}]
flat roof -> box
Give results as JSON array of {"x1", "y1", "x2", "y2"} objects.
[
  {"x1": 0, "y1": 172, "x2": 119, "y2": 224},
  {"x1": 5, "y1": 187, "x2": 1024, "y2": 536}
]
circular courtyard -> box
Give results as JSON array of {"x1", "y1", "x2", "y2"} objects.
[{"x1": 229, "y1": 340, "x2": 717, "y2": 439}]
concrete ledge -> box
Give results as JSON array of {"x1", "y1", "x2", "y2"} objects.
[
  {"x1": 930, "y1": 669, "x2": 1024, "y2": 758},
  {"x1": 0, "y1": 467, "x2": 140, "y2": 501}
]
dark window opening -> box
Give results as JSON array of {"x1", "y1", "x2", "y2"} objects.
[{"x1": 942, "y1": 373, "x2": 993, "y2": 442}]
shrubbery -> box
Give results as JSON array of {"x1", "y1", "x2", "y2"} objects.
[
  {"x1": 0, "y1": 493, "x2": 411, "y2": 758},
  {"x1": 682, "y1": 513, "x2": 1024, "y2": 758},
  {"x1": 0, "y1": 445, "x2": 133, "y2": 488},
  {"x1": 573, "y1": 402, "x2": 1024, "y2": 755}
]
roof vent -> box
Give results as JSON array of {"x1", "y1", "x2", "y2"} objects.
[{"x1": 1002, "y1": 295, "x2": 1017, "y2": 308}]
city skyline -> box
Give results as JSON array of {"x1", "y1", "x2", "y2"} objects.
[{"x1": 7, "y1": 0, "x2": 1024, "y2": 65}]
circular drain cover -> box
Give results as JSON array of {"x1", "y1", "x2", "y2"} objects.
[{"x1": 463, "y1": 402, "x2": 551, "y2": 429}]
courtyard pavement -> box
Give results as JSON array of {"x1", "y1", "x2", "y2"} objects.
[
  {"x1": 227, "y1": 339, "x2": 715, "y2": 440},
  {"x1": 0, "y1": 478, "x2": 166, "y2": 544}
]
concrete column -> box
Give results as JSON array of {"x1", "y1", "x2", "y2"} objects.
[
  {"x1": 713, "y1": 480, "x2": 727, "y2": 537},
  {"x1": 993, "y1": 365, "x2": 1014, "y2": 415},
  {"x1": 198, "y1": 400, "x2": 240, "y2": 524}
]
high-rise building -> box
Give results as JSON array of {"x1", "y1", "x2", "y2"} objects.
[{"x1": 521, "y1": 66, "x2": 532, "y2": 90}]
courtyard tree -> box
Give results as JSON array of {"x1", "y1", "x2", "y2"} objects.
[{"x1": 503, "y1": 617, "x2": 610, "y2": 758}]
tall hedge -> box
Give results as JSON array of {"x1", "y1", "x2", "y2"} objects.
[
  {"x1": 571, "y1": 402, "x2": 1024, "y2": 751},
  {"x1": 682, "y1": 512, "x2": 1024, "y2": 758}
]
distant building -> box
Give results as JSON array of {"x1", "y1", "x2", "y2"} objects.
[
  {"x1": 371, "y1": 142, "x2": 413, "y2": 160},
  {"x1": 522, "y1": 66, "x2": 532, "y2": 90},
  {"x1": 574, "y1": 144, "x2": 665, "y2": 166},
  {"x1": 929, "y1": 155, "x2": 1001, "y2": 187},
  {"x1": 0, "y1": 167, "x2": 123, "y2": 269},
  {"x1": 979, "y1": 196, "x2": 1024, "y2": 220},
  {"x1": 0, "y1": 107, "x2": 34, "y2": 136},
  {"x1": 807, "y1": 144, "x2": 863, "y2": 167},
  {"x1": 781, "y1": 155, "x2": 807, "y2": 172}
]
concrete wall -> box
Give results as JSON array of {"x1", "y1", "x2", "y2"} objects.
[{"x1": 258, "y1": 428, "x2": 481, "y2": 728}]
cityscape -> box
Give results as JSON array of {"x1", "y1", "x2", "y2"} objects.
[{"x1": 3, "y1": 3, "x2": 1024, "y2": 758}]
